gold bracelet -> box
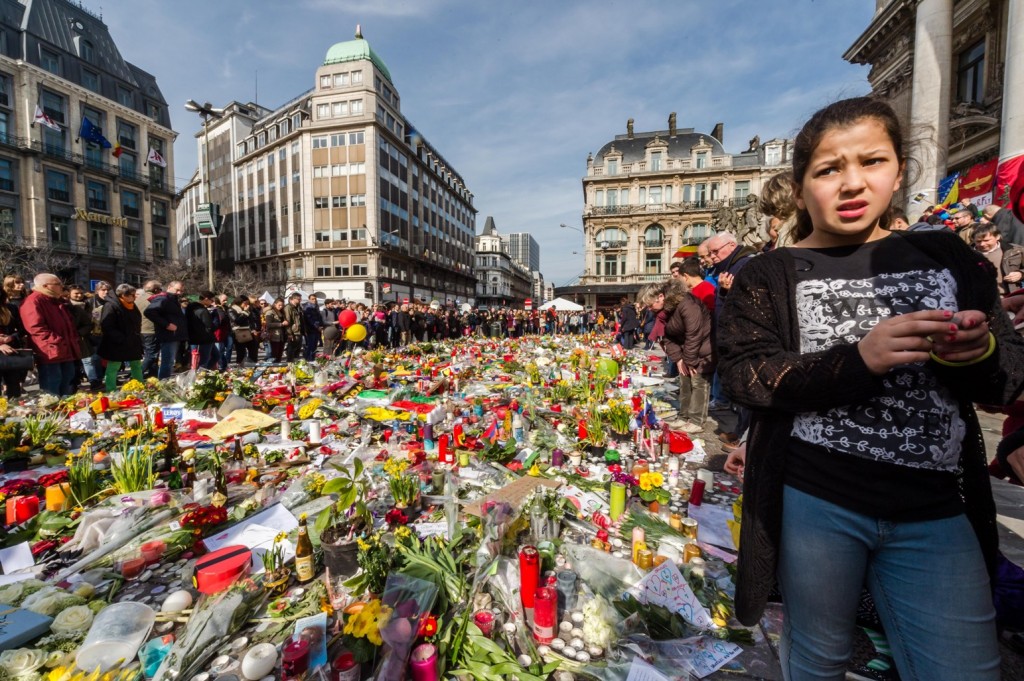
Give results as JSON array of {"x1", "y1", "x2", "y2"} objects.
[{"x1": 930, "y1": 331, "x2": 996, "y2": 367}]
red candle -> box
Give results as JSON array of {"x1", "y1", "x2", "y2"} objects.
[
  {"x1": 14, "y1": 496, "x2": 39, "y2": 525},
  {"x1": 438, "y1": 434, "x2": 449, "y2": 462},
  {"x1": 533, "y1": 586, "x2": 556, "y2": 643},
  {"x1": 120, "y1": 556, "x2": 146, "y2": 580},
  {"x1": 519, "y1": 546, "x2": 540, "y2": 610},
  {"x1": 332, "y1": 652, "x2": 360, "y2": 681},
  {"x1": 281, "y1": 636, "x2": 310, "y2": 679},
  {"x1": 689, "y1": 479, "x2": 706, "y2": 507},
  {"x1": 473, "y1": 610, "x2": 494, "y2": 637},
  {"x1": 286, "y1": 403, "x2": 295, "y2": 420},
  {"x1": 577, "y1": 422, "x2": 588, "y2": 440},
  {"x1": 153, "y1": 409, "x2": 164, "y2": 429},
  {"x1": 409, "y1": 643, "x2": 438, "y2": 681}
]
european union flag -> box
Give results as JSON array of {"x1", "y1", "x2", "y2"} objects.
[{"x1": 78, "y1": 117, "x2": 111, "y2": 149}]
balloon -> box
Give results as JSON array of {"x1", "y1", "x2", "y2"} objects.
[
  {"x1": 338, "y1": 309, "x2": 357, "y2": 329},
  {"x1": 595, "y1": 358, "x2": 619, "y2": 379},
  {"x1": 345, "y1": 323, "x2": 367, "y2": 342}
]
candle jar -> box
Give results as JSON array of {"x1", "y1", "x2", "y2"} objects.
[
  {"x1": 631, "y1": 459, "x2": 649, "y2": 478},
  {"x1": 409, "y1": 643, "x2": 438, "y2": 681},
  {"x1": 120, "y1": 555, "x2": 147, "y2": 580},
  {"x1": 532, "y1": 587, "x2": 557, "y2": 644},
  {"x1": 308, "y1": 420, "x2": 322, "y2": 444},
  {"x1": 281, "y1": 636, "x2": 310, "y2": 680},
  {"x1": 609, "y1": 482, "x2": 626, "y2": 522},
  {"x1": 332, "y1": 652, "x2": 360, "y2": 681},
  {"x1": 45, "y1": 484, "x2": 71, "y2": 512},
  {"x1": 555, "y1": 570, "x2": 577, "y2": 614},
  {"x1": 519, "y1": 546, "x2": 540, "y2": 610},
  {"x1": 689, "y1": 479, "x2": 706, "y2": 506},
  {"x1": 637, "y1": 549, "x2": 654, "y2": 571},
  {"x1": 681, "y1": 517, "x2": 699, "y2": 541},
  {"x1": 140, "y1": 540, "x2": 166, "y2": 565}
]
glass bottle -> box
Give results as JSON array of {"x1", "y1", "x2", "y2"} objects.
[{"x1": 294, "y1": 513, "x2": 315, "y2": 583}]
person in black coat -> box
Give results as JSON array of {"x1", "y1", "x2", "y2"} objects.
[
  {"x1": 98, "y1": 284, "x2": 143, "y2": 392},
  {"x1": 143, "y1": 280, "x2": 188, "y2": 379},
  {"x1": 617, "y1": 297, "x2": 639, "y2": 349},
  {"x1": 185, "y1": 291, "x2": 218, "y2": 370},
  {"x1": 0, "y1": 286, "x2": 27, "y2": 398}
]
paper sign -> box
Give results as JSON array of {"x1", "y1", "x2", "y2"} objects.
[
  {"x1": 203, "y1": 504, "x2": 299, "y2": 554},
  {"x1": 199, "y1": 409, "x2": 280, "y2": 441},
  {"x1": 413, "y1": 522, "x2": 449, "y2": 540},
  {"x1": 0, "y1": 542, "x2": 34, "y2": 574},
  {"x1": 625, "y1": 657, "x2": 671, "y2": 681},
  {"x1": 560, "y1": 484, "x2": 608, "y2": 515},
  {"x1": 632, "y1": 559, "x2": 712, "y2": 628},
  {"x1": 686, "y1": 636, "x2": 742, "y2": 678},
  {"x1": 234, "y1": 524, "x2": 295, "y2": 575},
  {"x1": 687, "y1": 503, "x2": 736, "y2": 551},
  {"x1": 463, "y1": 476, "x2": 561, "y2": 517}
]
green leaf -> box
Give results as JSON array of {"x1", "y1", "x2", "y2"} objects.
[{"x1": 321, "y1": 478, "x2": 347, "y2": 495}]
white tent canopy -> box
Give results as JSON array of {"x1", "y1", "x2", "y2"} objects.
[{"x1": 538, "y1": 298, "x2": 584, "y2": 311}]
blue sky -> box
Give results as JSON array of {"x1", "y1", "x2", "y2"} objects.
[{"x1": 106, "y1": 0, "x2": 875, "y2": 285}]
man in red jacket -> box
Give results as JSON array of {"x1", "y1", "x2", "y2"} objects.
[{"x1": 20, "y1": 273, "x2": 81, "y2": 395}]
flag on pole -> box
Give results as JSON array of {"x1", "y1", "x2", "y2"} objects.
[
  {"x1": 995, "y1": 152, "x2": 1024, "y2": 223},
  {"x1": 112, "y1": 141, "x2": 123, "y2": 158},
  {"x1": 78, "y1": 117, "x2": 111, "y2": 148},
  {"x1": 33, "y1": 105, "x2": 61, "y2": 131},
  {"x1": 146, "y1": 147, "x2": 166, "y2": 167},
  {"x1": 936, "y1": 172, "x2": 961, "y2": 209}
]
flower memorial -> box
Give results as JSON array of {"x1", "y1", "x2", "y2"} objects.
[{"x1": 0, "y1": 334, "x2": 764, "y2": 680}]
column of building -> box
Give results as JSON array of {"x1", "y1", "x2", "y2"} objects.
[
  {"x1": 1000, "y1": 0, "x2": 1024, "y2": 168},
  {"x1": 906, "y1": 0, "x2": 953, "y2": 207}
]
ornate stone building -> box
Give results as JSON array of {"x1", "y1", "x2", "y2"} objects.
[
  {"x1": 558, "y1": 114, "x2": 788, "y2": 309},
  {"x1": 474, "y1": 216, "x2": 532, "y2": 308},
  {"x1": 844, "y1": 0, "x2": 1016, "y2": 207},
  {"x1": 0, "y1": 0, "x2": 177, "y2": 287}
]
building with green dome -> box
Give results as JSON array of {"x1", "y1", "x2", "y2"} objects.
[{"x1": 178, "y1": 27, "x2": 478, "y2": 305}]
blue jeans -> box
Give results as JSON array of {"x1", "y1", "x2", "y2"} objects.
[
  {"x1": 304, "y1": 331, "x2": 320, "y2": 360},
  {"x1": 141, "y1": 334, "x2": 159, "y2": 377},
  {"x1": 778, "y1": 485, "x2": 999, "y2": 681},
  {"x1": 157, "y1": 340, "x2": 180, "y2": 379},
  {"x1": 38, "y1": 361, "x2": 77, "y2": 396},
  {"x1": 217, "y1": 337, "x2": 233, "y2": 370}
]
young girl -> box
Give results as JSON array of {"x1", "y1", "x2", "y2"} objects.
[{"x1": 718, "y1": 97, "x2": 1024, "y2": 680}]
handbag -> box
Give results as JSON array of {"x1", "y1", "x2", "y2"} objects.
[
  {"x1": 0, "y1": 349, "x2": 34, "y2": 372},
  {"x1": 233, "y1": 327, "x2": 254, "y2": 344}
]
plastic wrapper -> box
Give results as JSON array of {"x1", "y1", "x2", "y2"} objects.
[
  {"x1": 374, "y1": 573, "x2": 438, "y2": 681},
  {"x1": 152, "y1": 577, "x2": 266, "y2": 681}
]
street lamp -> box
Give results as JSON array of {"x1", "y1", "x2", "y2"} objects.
[{"x1": 184, "y1": 99, "x2": 224, "y2": 292}]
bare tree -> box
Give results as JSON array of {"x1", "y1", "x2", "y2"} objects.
[
  {"x1": 0, "y1": 232, "x2": 78, "y2": 281},
  {"x1": 215, "y1": 265, "x2": 285, "y2": 299},
  {"x1": 144, "y1": 259, "x2": 207, "y2": 293}
]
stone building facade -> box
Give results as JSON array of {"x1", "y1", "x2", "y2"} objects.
[
  {"x1": 844, "y1": 0, "x2": 1017, "y2": 208},
  {"x1": 177, "y1": 30, "x2": 477, "y2": 304},
  {"x1": 559, "y1": 114, "x2": 788, "y2": 309},
  {"x1": 0, "y1": 0, "x2": 176, "y2": 287},
  {"x1": 474, "y1": 216, "x2": 532, "y2": 308}
]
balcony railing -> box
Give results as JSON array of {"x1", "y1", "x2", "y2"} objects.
[
  {"x1": 23, "y1": 139, "x2": 181, "y2": 193},
  {"x1": 587, "y1": 197, "x2": 742, "y2": 217}
]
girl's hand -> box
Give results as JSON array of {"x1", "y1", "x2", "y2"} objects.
[
  {"x1": 724, "y1": 443, "x2": 746, "y2": 479},
  {"x1": 857, "y1": 309, "x2": 962, "y2": 375},
  {"x1": 928, "y1": 309, "x2": 990, "y2": 363}
]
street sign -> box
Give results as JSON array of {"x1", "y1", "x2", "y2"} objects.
[{"x1": 525, "y1": 298, "x2": 532, "y2": 310}]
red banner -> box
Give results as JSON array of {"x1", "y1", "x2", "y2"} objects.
[
  {"x1": 995, "y1": 153, "x2": 1024, "y2": 222},
  {"x1": 958, "y1": 159, "x2": 997, "y2": 199}
]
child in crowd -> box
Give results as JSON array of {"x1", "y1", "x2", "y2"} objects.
[{"x1": 718, "y1": 96, "x2": 1024, "y2": 680}]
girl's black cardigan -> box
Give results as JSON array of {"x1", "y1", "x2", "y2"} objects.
[{"x1": 717, "y1": 230, "x2": 1024, "y2": 626}]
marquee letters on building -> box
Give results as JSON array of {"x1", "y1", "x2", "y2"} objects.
[{"x1": 74, "y1": 208, "x2": 128, "y2": 228}]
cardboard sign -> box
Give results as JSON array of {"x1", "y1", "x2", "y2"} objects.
[{"x1": 463, "y1": 476, "x2": 560, "y2": 517}]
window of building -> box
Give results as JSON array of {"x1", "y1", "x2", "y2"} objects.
[
  {"x1": 115, "y1": 121, "x2": 137, "y2": 151},
  {"x1": 312, "y1": 135, "x2": 328, "y2": 149},
  {"x1": 332, "y1": 102, "x2": 347, "y2": 117},
  {"x1": 40, "y1": 90, "x2": 65, "y2": 150},
  {"x1": 334, "y1": 264, "x2": 349, "y2": 276},
  {"x1": 352, "y1": 70, "x2": 363, "y2": 84},
  {"x1": 353, "y1": 264, "x2": 367, "y2": 276},
  {"x1": 118, "y1": 151, "x2": 137, "y2": 177},
  {"x1": 350, "y1": 194, "x2": 366, "y2": 206},
  {"x1": 257, "y1": 132, "x2": 266, "y2": 147},
  {"x1": 733, "y1": 180, "x2": 750, "y2": 201},
  {"x1": 650, "y1": 151, "x2": 662, "y2": 171},
  {"x1": 50, "y1": 215, "x2": 70, "y2": 244},
  {"x1": 644, "y1": 224, "x2": 664, "y2": 246},
  {"x1": 153, "y1": 236, "x2": 166, "y2": 257},
  {"x1": 152, "y1": 199, "x2": 168, "y2": 225},
  {"x1": 349, "y1": 131, "x2": 364, "y2": 145},
  {"x1": 710, "y1": 182, "x2": 720, "y2": 201},
  {"x1": 124, "y1": 230, "x2": 140, "y2": 257},
  {"x1": 317, "y1": 103, "x2": 330, "y2": 118},
  {"x1": 89, "y1": 223, "x2": 108, "y2": 253},
  {"x1": 696, "y1": 151, "x2": 708, "y2": 169},
  {"x1": 86, "y1": 181, "x2": 108, "y2": 211},
  {"x1": 291, "y1": 113, "x2": 301, "y2": 130},
  {"x1": 957, "y1": 39, "x2": 985, "y2": 104},
  {"x1": 117, "y1": 86, "x2": 133, "y2": 108},
  {"x1": 122, "y1": 189, "x2": 139, "y2": 217},
  {"x1": 81, "y1": 68, "x2": 100, "y2": 93},
  {"x1": 40, "y1": 47, "x2": 60, "y2": 75},
  {"x1": 312, "y1": 165, "x2": 326, "y2": 178},
  {"x1": 597, "y1": 227, "x2": 627, "y2": 246},
  {"x1": 648, "y1": 186, "x2": 662, "y2": 205},
  {"x1": 82, "y1": 106, "x2": 105, "y2": 166},
  {"x1": 319, "y1": 75, "x2": 331, "y2": 89},
  {"x1": 351, "y1": 99, "x2": 364, "y2": 115},
  {"x1": 0, "y1": 158, "x2": 12, "y2": 192},
  {"x1": 595, "y1": 189, "x2": 603, "y2": 206},
  {"x1": 683, "y1": 223, "x2": 711, "y2": 245},
  {"x1": 765, "y1": 146, "x2": 781, "y2": 166},
  {"x1": 314, "y1": 197, "x2": 328, "y2": 209},
  {"x1": 694, "y1": 183, "x2": 707, "y2": 205},
  {"x1": 645, "y1": 254, "x2": 662, "y2": 274},
  {"x1": 606, "y1": 190, "x2": 618, "y2": 207},
  {"x1": 0, "y1": 73, "x2": 9, "y2": 109},
  {"x1": 606, "y1": 159, "x2": 618, "y2": 175},
  {"x1": 79, "y1": 39, "x2": 94, "y2": 62},
  {"x1": 315, "y1": 231, "x2": 330, "y2": 242},
  {"x1": 332, "y1": 196, "x2": 346, "y2": 208},
  {"x1": 46, "y1": 170, "x2": 69, "y2": 202},
  {"x1": 601, "y1": 254, "x2": 621, "y2": 276}
]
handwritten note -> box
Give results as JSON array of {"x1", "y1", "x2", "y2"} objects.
[
  {"x1": 624, "y1": 657, "x2": 671, "y2": 681},
  {"x1": 632, "y1": 560, "x2": 712, "y2": 628},
  {"x1": 413, "y1": 522, "x2": 449, "y2": 540},
  {"x1": 659, "y1": 636, "x2": 743, "y2": 678}
]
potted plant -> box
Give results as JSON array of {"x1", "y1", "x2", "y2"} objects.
[
  {"x1": 262, "y1": 532, "x2": 291, "y2": 595},
  {"x1": 316, "y1": 458, "x2": 372, "y2": 578},
  {"x1": 388, "y1": 474, "x2": 420, "y2": 510}
]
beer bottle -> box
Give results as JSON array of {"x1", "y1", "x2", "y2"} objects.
[
  {"x1": 294, "y1": 513, "x2": 315, "y2": 583},
  {"x1": 233, "y1": 437, "x2": 244, "y2": 463}
]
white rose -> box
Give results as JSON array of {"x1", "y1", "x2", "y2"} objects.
[
  {"x1": 50, "y1": 605, "x2": 94, "y2": 635},
  {"x1": 0, "y1": 648, "x2": 47, "y2": 676},
  {"x1": 25, "y1": 594, "x2": 63, "y2": 617},
  {"x1": 71, "y1": 583, "x2": 95, "y2": 599},
  {"x1": 0, "y1": 582, "x2": 24, "y2": 605}
]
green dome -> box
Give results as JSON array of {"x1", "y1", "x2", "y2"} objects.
[{"x1": 323, "y1": 33, "x2": 392, "y2": 84}]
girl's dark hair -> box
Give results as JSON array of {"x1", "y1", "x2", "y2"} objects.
[
  {"x1": 791, "y1": 96, "x2": 905, "y2": 241},
  {"x1": 233, "y1": 296, "x2": 249, "y2": 307}
]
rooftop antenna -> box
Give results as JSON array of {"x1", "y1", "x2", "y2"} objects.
[
  {"x1": 355, "y1": 24, "x2": 362, "y2": 39},
  {"x1": 254, "y1": 69, "x2": 258, "y2": 105}
]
